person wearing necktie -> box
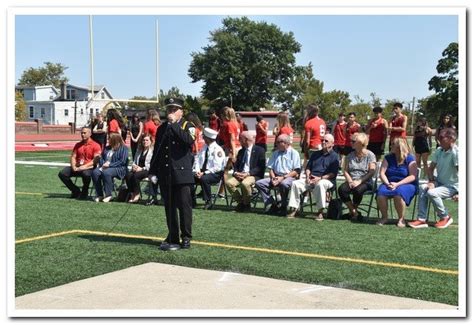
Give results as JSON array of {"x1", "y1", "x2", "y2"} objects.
[
  {"x1": 192, "y1": 127, "x2": 226, "y2": 210},
  {"x1": 225, "y1": 131, "x2": 266, "y2": 212}
]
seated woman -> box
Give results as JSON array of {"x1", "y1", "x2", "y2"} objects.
[
  {"x1": 125, "y1": 134, "x2": 154, "y2": 203},
  {"x1": 376, "y1": 138, "x2": 418, "y2": 227},
  {"x1": 337, "y1": 132, "x2": 376, "y2": 222},
  {"x1": 92, "y1": 132, "x2": 129, "y2": 202}
]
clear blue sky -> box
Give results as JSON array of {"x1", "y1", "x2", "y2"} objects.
[{"x1": 15, "y1": 14, "x2": 458, "y2": 106}]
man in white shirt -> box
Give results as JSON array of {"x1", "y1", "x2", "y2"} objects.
[{"x1": 193, "y1": 128, "x2": 226, "y2": 210}]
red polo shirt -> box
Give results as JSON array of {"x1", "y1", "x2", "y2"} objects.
[{"x1": 73, "y1": 139, "x2": 102, "y2": 166}]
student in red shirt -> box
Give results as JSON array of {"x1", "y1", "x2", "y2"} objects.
[
  {"x1": 58, "y1": 127, "x2": 102, "y2": 200},
  {"x1": 218, "y1": 106, "x2": 241, "y2": 196},
  {"x1": 304, "y1": 104, "x2": 326, "y2": 156},
  {"x1": 332, "y1": 112, "x2": 347, "y2": 155},
  {"x1": 388, "y1": 102, "x2": 407, "y2": 148},
  {"x1": 106, "y1": 108, "x2": 126, "y2": 139},
  {"x1": 236, "y1": 113, "x2": 249, "y2": 132},
  {"x1": 342, "y1": 112, "x2": 361, "y2": 156},
  {"x1": 366, "y1": 106, "x2": 388, "y2": 160},
  {"x1": 143, "y1": 109, "x2": 160, "y2": 140},
  {"x1": 208, "y1": 109, "x2": 220, "y2": 131},
  {"x1": 273, "y1": 112, "x2": 294, "y2": 149},
  {"x1": 186, "y1": 112, "x2": 205, "y2": 155},
  {"x1": 255, "y1": 115, "x2": 268, "y2": 152}
]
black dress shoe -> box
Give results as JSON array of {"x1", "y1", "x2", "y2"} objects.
[
  {"x1": 70, "y1": 191, "x2": 81, "y2": 199},
  {"x1": 145, "y1": 198, "x2": 157, "y2": 206},
  {"x1": 235, "y1": 202, "x2": 244, "y2": 212},
  {"x1": 203, "y1": 201, "x2": 213, "y2": 210},
  {"x1": 181, "y1": 238, "x2": 191, "y2": 249},
  {"x1": 160, "y1": 241, "x2": 180, "y2": 251},
  {"x1": 241, "y1": 203, "x2": 251, "y2": 212}
]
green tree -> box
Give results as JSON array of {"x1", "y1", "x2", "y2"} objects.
[
  {"x1": 189, "y1": 17, "x2": 301, "y2": 111},
  {"x1": 15, "y1": 91, "x2": 27, "y2": 121},
  {"x1": 422, "y1": 42, "x2": 458, "y2": 127},
  {"x1": 18, "y1": 62, "x2": 69, "y2": 89}
]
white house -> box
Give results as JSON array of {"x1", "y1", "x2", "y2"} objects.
[{"x1": 16, "y1": 83, "x2": 118, "y2": 127}]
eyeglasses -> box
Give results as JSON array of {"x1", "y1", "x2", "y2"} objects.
[
  {"x1": 81, "y1": 132, "x2": 88, "y2": 134},
  {"x1": 351, "y1": 140, "x2": 357, "y2": 144},
  {"x1": 322, "y1": 139, "x2": 330, "y2": 143}
]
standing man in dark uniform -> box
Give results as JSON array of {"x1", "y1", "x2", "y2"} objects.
[{"x1": 149, "y1": 97, "x2": 196, "y2": 251}]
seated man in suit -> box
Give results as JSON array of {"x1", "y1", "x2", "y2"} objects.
[
  {"x1": 192, "y1": 127, "x2": 226, "y2": 210},
  {"x1": 287, "y1": 134, "x2": 339, "y2": 220},
  {"x1": 226, "y1": 131, "x2": 266, "y2": 212},
  {"x1": 255, "y1": 134, "x2": 301, "y2": 215}
]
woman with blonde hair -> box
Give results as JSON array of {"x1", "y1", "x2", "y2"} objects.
[
  {"x1": 91, "y1": 132, "x2": 129, "y2": 203},
  {"x1": 338, "y1": 132, "x2": 376, "y2": 221},
  {"x1": 376, "y1": 138, "x2": 418, "y2": 227},
  {"x1": 273, "y1": 112, "x2": 294, "y2": 146}
]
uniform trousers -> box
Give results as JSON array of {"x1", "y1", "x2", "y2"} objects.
[
  {"x1": 195, "y1": 172, "x2": 223, "y2": 202},
  {"x1": 160, "y1": 183, "x2": 193, "y2": 245},
  {"x1": 288, "y1": 179, "x2": 334, "y2": 211}
]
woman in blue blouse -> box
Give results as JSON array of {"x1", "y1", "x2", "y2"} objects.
[
  {"x1": 376, "y1": 138, "x2": 418, "y2": 227},
  {"x1": 92, "y1": 132, "x2": 129, "y2": 202}
]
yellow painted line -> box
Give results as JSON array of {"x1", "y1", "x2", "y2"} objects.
[
  {"x1": 15, "y1": 191, "x2": 45, "y2": 196},
  {"x1": 15, "y1": 229, "x2": 458, "y2": 276},
  {"x1": 15, "y1": 230, "x2": 79, "y2": 244}
]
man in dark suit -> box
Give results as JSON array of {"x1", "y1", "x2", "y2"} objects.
[
  {"x1": 225, "y1": 131, "x2": 266, "y2": 212},
  {"x1": 149, "y1": 97, "x2": 196, "y2": 251}
]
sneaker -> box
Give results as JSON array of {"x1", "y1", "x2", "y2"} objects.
[
  {"x1": 376, "y1": 218, "x2": 388, "y2": 226},
  {"x1": 434, "y1": 216, "x2": 453, "y2": 229},
  {"x1": 94, "y1": 196, "x2": 103, "y2": 202},
  {"x1": 408, "y1": 219, "x2": 428, "y2": 229},
  {"x1": 102, "y1": 196, "x2": 113, "y2": 203}
]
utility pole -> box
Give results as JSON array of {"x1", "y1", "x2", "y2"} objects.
[
  {"x1": 73, "y1": 100, "x2": 77, "y2": 133},
  {"x1": 410, "y1": 96, "x2": 416, "y2": 135}
]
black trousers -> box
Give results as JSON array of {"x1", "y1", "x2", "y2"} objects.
[
  {"x1": 58, "y1": 167, "x2": 93, "y2": 195},
  {"x1": 337, "y1": 181, "x2": 371, "y2": 206},
  {"x1": 160, "y1": 183, "x2": 193, "y2": 244},
  {"x1": 125, "y1": 170, "x2": 149, "y2": 194},
  {"x1": 194, "y1": 172, "x2": 223, "y2": 202}
]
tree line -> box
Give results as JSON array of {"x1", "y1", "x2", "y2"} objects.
[{"x1": 16, "y1": 17, "x2": 458, "y2": 131}]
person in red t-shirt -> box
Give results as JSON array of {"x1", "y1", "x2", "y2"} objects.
[
  {"x1": 236, "y1": 113, "x2": 249, "y2": 132},
  {"x1": 332, "y1": 112, "x2": 347, "y2": 156},
  {"x1": 143, "y1": 109, "x2": 160, "y2": 141},
  {"x1": 186, "y1": 112, "x2": 205, "y2": 155},
  {"x1": 366, "y1": 106, "x2": 388, "y2": 160},
  {"x1": 342, "y1": 112, "x2": 361, "y2": 156},
  {"x1": 58, "y1": 127, "x2": 102, "y2": 199},
  {"x1": 304, "y1": 104, "x2": 326, "y2": 158},
  {"x1": 106, "y1": 108, "x2": 127, "y2": 142},
  {"x1": 255, "y1": 115, "x2": 268, "y2": 152},
  {"x1": 273, "y1": 112, "x2": 294, "y2": 149},
  {"x1": 208, "y1": 109, "x2": 220, "y2": 131},
  {"x1": 388, "y1": 102, "x2": 407, "y2": 149}
]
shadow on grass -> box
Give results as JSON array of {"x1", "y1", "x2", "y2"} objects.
[
  {"x1": 78, "y1": 234, "x2": 162, "y2": 247},
  {"x1": 44, "y1": 193, "x2": 72, "y2": 199}
]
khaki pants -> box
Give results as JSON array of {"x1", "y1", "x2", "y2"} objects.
[{"x1": 226, "y1": 176, "x2": 256, "y2": 205}]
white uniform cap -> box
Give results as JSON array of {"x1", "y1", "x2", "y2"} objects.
[{"x1": 203, "y1": 127, "x2": 218, "y2": 140}]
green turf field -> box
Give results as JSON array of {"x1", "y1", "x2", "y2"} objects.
[{"x1": 14, "y1": 149, "x2": 460, "y2": 306}]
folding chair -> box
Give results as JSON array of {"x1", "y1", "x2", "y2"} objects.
[
  {"x1": 357, "y1": 161, "x2": 381, "y2": 221},
  {"x1": 299, "y1": 178, "x2": 337, "y2": 216},
  {"x1": 388, "y1": 167, "x2": 421, "y2": 220}
]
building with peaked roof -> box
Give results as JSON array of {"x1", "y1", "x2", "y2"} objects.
[{"x1": 16, "y1": 83, "x2": 119, "y2": 127}]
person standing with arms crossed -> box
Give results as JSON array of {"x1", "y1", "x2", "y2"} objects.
[{"x1": 149, "y1": 97, "x2": 196, "y2": 251}]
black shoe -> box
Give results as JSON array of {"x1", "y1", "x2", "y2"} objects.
[
  {"x1": 160, "y1": 241, "x2": 180, "y2": 251},
  {"x1": 241, "y1": 203, "x2": 251, "y2": 212},
  {"x1": 70, "y1": 190, "x2": 81, "y2": 199},
  {"x1": 145, "y1": 198, "x2": 157, "y2": 206},
  {"x1": 78, "y1": 192, "x2": 89, "y2": 200},
  {"x1": 203, "y1": 201, "x2": 214, "y2": 210},
  {"x1": 181, "y1": 238, "x2": 191, "y2": 249},
  {"x1": 278, "y1": 206, "x2": 287, "y2": 216},
  {"x1": 235, "y1": 202, "x2": 244, "y2": 212}
]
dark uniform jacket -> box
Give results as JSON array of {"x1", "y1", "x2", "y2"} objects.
[
  {"x1": 149, "y1": 119, "x2": 196, "y2": 185},
  {"x1": 233, "y1": 145, "x2": 266, "y2": 180}
]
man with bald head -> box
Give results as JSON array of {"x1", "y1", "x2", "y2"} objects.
[
  {"x1": 287, "y1": 133, "x2": 339, "y2": 220},
  {"x1": 226, "y1": 131, "x2": 266, "y2": 212}
]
